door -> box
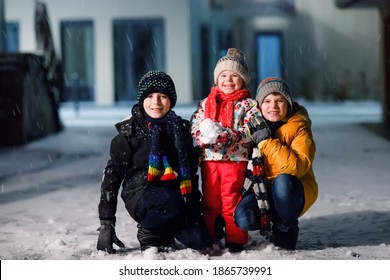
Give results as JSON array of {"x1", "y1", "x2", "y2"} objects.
[
  {"x1": 256, "y1": 32, "x2": 282, "y2": 84},
  {"x1": 4, "y1": 21, "x2": 19, "y2": 52}
]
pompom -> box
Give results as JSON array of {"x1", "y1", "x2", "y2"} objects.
[{"x1": 227, "y1": 48, "x2": 245, "y2": 60}]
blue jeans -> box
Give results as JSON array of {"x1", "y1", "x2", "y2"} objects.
[{"x1": 234, "y1": 174, "x2": 305, "y2": 230}]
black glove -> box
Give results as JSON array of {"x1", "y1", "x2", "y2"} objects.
[
  {"x1": 182, "y1": 194, "x2": 203, "y2": 227},
  {"x1": 97, "y1": 220, "x2": 125, "y2": 254},
  {"x1": 182, "y1": 193, "x2": 195, "y2": 206},
  {"x1": 244, "y1": 116, "x2": 271, "y2": 144}
]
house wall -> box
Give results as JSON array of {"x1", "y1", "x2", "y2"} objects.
[{"x1": 5, "y1": 0, "x2": 193, "y2": 105}]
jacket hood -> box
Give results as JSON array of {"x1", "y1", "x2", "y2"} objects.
[
  {"x1": 114, "y1": 104, "x2": 146, "y2": 134},
  {"x1": 289, "y1": 102, "x2": 312, "y2": 127}
]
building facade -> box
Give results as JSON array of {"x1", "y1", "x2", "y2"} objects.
[{"x1": 3, "y1": 0, "x2": 382, "y2": 108}]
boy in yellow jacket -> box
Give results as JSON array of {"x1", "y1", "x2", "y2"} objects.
[{"x1": 234, "y1": 77, "x2": 318, "y2": 250}]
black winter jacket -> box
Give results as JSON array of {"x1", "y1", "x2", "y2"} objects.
[{"x1": 98, "y1": 104, "x2": 200, "y2": 222}]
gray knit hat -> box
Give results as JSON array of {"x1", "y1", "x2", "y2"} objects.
[
  {"x1": 137, "y1": 70, "x2": 177, "y2": 108},
  {"x1": 213, "y1": 48, "x2": 250, "y2": 87},
  {"x1": 256, "y1": 77, "x2": 293, "y2": 110}
]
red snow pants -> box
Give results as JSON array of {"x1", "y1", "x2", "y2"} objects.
[{"x1": 201, "y1": 161, "x2": 248, "y2": 245}]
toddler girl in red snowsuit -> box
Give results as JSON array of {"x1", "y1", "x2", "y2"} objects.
[{"x1": 190, "y1": 48, "x2": 266, "y2": 252}]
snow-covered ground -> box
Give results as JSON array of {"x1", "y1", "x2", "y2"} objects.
[{"x1": 1, "y1": 101, "x2": 390, "y2": 266}]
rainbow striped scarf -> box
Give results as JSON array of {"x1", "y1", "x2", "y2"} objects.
[{"x1": 146, "y1": 111, "x2": 192, "y2": 196}]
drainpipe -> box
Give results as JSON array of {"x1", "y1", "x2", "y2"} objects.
[{"x1": 381, "y1": 7, "x2": 390, "y2": 127}]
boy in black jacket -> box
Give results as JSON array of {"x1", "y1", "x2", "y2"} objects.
[{"x1": 97, "y1": 70, "x2": 210, "y2": 253}]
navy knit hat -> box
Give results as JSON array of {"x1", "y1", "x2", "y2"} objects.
[
  {"x1": 256, "y1": 77, "x2": 293, "y2": 110},
  {"x1": 137, "y1": 70, "x2": 177, "y2": 108}
]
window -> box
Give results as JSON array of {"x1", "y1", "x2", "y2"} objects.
[
  {"x1": 60, "y1": 20, "x2": 94, "y2": 101},
  {"x1": 113, "y1": 19, "x2": 165, "y2": 102}
]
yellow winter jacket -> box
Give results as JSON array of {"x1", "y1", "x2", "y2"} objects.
[{"x1": 258, "y1": 102, "x2": 318, "y2": 216}]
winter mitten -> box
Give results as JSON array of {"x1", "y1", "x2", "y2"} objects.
[
  {"x1": 215, "y1": 129, "x2": 242, "y2": 147},
  {"x1": 214, "y1": 131, "x2": 230, "y2": 146},
  {"x1": 244, "y1": 116, "x2": 271, "y2": 144},
  {"x1": 97, "y1": 220, "x2": 125, "y2": 254},
  {"x1": 198, "y1": 118, "x2": 223, "y2": 145}
]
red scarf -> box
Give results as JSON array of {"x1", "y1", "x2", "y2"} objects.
[{"x1": 205, "y1": 87, "x2": 251, "y2": 128}]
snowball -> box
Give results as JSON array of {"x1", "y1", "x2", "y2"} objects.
[{"x1": 199, "y1": 119, "x2": 223, "y2": 144}]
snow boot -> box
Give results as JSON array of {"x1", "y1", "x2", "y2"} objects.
[
  {"x1": 226, "y1": 242, "x2": 244, "y2": 253},
  {"x1": 270, "y1": 223, "x2": 299, "y2": 251},
  {"x1": 214, "y1": 215, "x2": 225, "y2": 242},
  {"x1": 137, "y1": 226, "x2": 175, "y2": 252}
]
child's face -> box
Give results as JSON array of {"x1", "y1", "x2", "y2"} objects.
[
  {"x1": 260, "y1": 93, "x2": 289, "y2": 122},
  {"x1": 217, "y1": 70, "x2": 244, "y2": 94},
  {"x1": 143, "y1": 92, "x2": 171, "y2": 119}
]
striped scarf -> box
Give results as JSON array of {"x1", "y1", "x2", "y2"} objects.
[
  {"x1": 146, "y1": 111, "x2": 192, "y2": 196},
  {"x1": 205, "y1": 86, "x2": 250, "y2": 128},
  {"x1": 242, "y1": 147, "x2": 272, "y2": 237}
]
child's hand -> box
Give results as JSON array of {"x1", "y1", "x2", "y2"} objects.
[
  {"x1": 97, "y1": 220, "x2": 125, "y2": 254},
  {"x1": 244, "y1": 116, "x2": 271, "y2": 144},
  {"x1": 215, "y1": 131, "x2": 231, "y2": 146},
  {"x1": 215, "y1": 129, "x2": 242, "y2": 147}
]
